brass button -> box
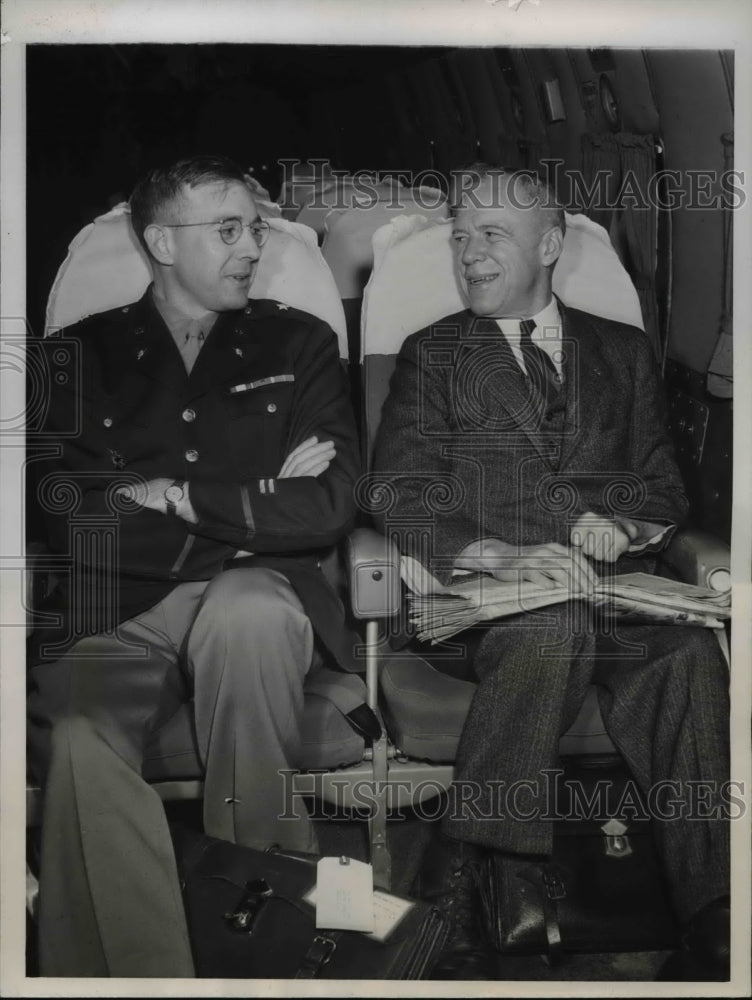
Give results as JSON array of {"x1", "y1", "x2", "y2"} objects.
[
  {"x1": 185, "y1": 449, "x2": 199, "y2": 462},
  {"x1": 266, "y1": 402, "x2": 277, "y2": 414},
  {"x1": 182, "y1": 408, "x2": 196, "y2": 422},
  {"x1": 103, "y1": 417, "x2": 113, "y2": 428}
]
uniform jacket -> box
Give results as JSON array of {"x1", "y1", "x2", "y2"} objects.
[
  {"x1": 29, "y1": 289, "x2": 360, "y2": 663},
  {"x1": 373, "y1": 301, "x2": 688, "y2": 580}
]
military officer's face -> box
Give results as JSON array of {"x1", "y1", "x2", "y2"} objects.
[
  {"x1": 452, "y1": 175, "x2": 561, "y2": 319},
  {"x1": 163, "y1": 180, "x2": 262, "y2": 315}
]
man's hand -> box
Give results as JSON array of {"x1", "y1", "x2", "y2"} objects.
[
  {"x1": 570, "y1": 511, "x2": 633, "y2": 563},
  {"x1": 117, "y1": 477, "x2": 173, "y2": 513},
  {"x1": 278, "y1": 436, "x2": 336, "y2": 479},
  {"x1": 116, "y1": 478, "x2": 198, "y2": 523},
  {"x1": 456, "y1": 537, "x2": 598, "y2": 594}
]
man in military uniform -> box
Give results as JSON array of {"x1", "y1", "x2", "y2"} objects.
[{"x1": 27, "y1": 155, "x2": 361, "y2": 977}]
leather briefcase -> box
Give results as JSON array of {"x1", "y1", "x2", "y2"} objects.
[
  {"x1": 477, "y1": 761, "x2": 681, "y2": 961},
  {"x1": 172, "y1": 827, "x2": 449, "y2": 979}
]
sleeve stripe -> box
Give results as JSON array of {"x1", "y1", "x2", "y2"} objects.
[{"x1": 241, "y1": 485, "x2": 255, "y2": 530}]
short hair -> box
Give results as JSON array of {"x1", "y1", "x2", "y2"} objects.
[
  {"x1": 449, "y1": 161, "x2": 566, "y2": 238},
  {"x1": 129, "y1": 154, "x2": 248, "y2": 253}
]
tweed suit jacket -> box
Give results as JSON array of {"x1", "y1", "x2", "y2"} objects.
[
  {"x1": 29, "y1": 289, "x2": 360, "y2": 664},
  {"x1": 373, "y1": 301, "x2": 688, "y2": 581},
  {"x1": 374, "y1": 301, "x2": 698, "y2": 854}
]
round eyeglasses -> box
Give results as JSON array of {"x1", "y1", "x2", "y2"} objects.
[{"x1": 159, "y1": 218, "x2": 271, "y2": 247}]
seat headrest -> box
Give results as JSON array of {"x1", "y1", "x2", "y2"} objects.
[
  {"x1": 296, "y1": 178, "x2": 443, "y2": 241},
  {"x1": 46, "y1": 202, "x2": 348, "y2": 359},
  {"x1": 362, "y1": 213, "x2": 644, "y2": 359},
  {"x1": 322, "y1": 190, "x2": 449, "y2": 299}
]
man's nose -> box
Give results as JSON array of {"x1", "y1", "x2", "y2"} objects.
[
  {"x1": 235, "y1": 226, "x2": 262, "y2": 260},
  {"x1": 461, "y1": 235, "x2": 486, "y2": 265}
]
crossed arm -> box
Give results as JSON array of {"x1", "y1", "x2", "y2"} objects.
[{"x1": 117, "y1": 435, "x2": 337, "y2": 523}]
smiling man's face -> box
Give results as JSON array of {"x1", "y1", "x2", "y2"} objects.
[
  {"x1": 452, "y1": 174, "x2": 560, "y2": 319},
  {"x1": 161, "y1": 180, "x2": 262, "y2": 316}
]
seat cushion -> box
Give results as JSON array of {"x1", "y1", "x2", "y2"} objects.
[
  {"x1": 141, "y1": 678, "x2": 366, "y2": 783},
  {"x1": 380, "y1": 654, "x2": 617, "y2": 763},
  {"x1": 380, "y1": 654, "x2": 476, "y2": 762}
]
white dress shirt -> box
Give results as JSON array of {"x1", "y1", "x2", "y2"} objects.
[{"x1": 496, "y1": 297, "x2": 564, "y2": 379}]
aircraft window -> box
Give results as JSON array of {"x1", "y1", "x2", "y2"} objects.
[{"x1": 599, "y1": 73, "x2": 621, "y2": 130}]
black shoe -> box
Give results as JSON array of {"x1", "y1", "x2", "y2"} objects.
[
  {"x1": 656, "y1": 896, "x2": 730, "y2": 982},
  {"x1": 418, "y1": 833, "x2": 496, "y2": 980}
]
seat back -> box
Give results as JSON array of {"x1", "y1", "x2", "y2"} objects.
[
  {"x1": 294, "y1": 175, "x2": 381, "y2": 241},
  {"x1": 322, "y1": 187, "x2": 449, "y2": 301},
  {"x1": 361, "y1": 211, "x2": 644, "y2": 461},
  {"x1": 46, "y1": 202, "x2": 349, "y2": 360},
  {"x1": 361, "y1": 212, "x2": 645, "y2": 765},
  {"x1": 278, "y1": 162, "x2": 336, "y2": 221},
  {"x1": 320, "y1": 186, "x2": 449, "y2": 427}
]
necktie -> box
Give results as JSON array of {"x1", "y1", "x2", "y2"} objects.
[
  {"x1": 518, "y1": 318, "x2": 561, "y2": 404},
  {"x1": 181, "y1": 321, "x2": 205, "y2": 374}
]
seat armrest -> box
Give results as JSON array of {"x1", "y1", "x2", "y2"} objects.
[
  {"x1": 661, "y1": 528, "x2": 731, "y2": 591},
  {"x1": 345, "y1": 527, "x2": 402, "y2": 619}
]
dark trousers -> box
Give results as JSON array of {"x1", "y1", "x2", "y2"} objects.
[
  {"x1": 27, "y1": 567, "x2": 316, "y2": 978},
  {"x1": 443, "y1": 604, "x2": 730, "y2": 923}
]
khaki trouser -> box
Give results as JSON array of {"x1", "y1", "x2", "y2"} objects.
[{"x1": 28, "y1": 567, "x2": 315, "y2": 978}]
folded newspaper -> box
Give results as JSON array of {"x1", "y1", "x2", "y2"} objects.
[{"x1": 401, "y1": 556, "x2": 731, "y2": 644}]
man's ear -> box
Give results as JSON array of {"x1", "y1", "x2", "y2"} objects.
[
  {"x1": 539, "y1": 226, "x2": 564, "y2": 268},
  {"x1": 143, "y1": 224, "x2": 173, "y2": 265}
]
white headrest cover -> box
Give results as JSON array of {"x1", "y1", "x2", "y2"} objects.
[
  {"x1": 46, "y1": 203, "x2": 348, "y2": 359},
  {"x1": 362, "y1": 213, "x2": 644, "y2": 359},
  {"x1": 322, "y1": 189, "x2": 449, "y2": 299}
]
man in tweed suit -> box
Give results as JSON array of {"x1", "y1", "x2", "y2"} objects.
[{"x1": 374, "y1": 167, "x2": 730, "y2": 979}]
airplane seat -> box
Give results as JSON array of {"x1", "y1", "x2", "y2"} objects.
[
  {"x1": 277, "y1": 164, "x2": 336, "y2": 222},
  {"x1": 27, "y1": 201, "x2": 364, "y2": 826},
  {"x1": 322, "y1": 186, "x2": 449, "y2": 364},
  {"x1": 321, "y1": 185, "x2": 449, "y2": 435},
  {"x1": 356, "y1": 210, "x2": 724, "y2": 766},
  {"x1": 46, "y1": 201, "x2": 348, "y2": 359},
  {"x1": 293, "y1": 175, "x2": 370, "y2": 241}
]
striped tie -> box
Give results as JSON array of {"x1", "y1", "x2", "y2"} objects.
[{"x1": 518, "y1": 318, "x2": 561, "y2": 404}]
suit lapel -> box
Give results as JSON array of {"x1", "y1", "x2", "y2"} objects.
[{"x1": 558, "y1": 302, "x2": 610, "y2": 469}]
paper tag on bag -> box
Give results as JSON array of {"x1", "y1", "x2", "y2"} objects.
[
  {"x1": 367, "y1": 891, "x2": 415, "y2": 942},
  {"x1": 314, "y1": 857, "x2": 374, "y2": 932},
  {"x1": 304, "y1": 885, "x2": 415, "y2": 942}
]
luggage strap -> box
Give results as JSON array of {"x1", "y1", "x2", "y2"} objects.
[
  {"x1": 519, "y1": 862, "x2": 565, "y2": 964},
  {"x1": 540, "y1": 866, "x2": 565, "y2": 963},
  {"x1": 295, "y1": 931, "x2": 341, "y2": 978}
]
